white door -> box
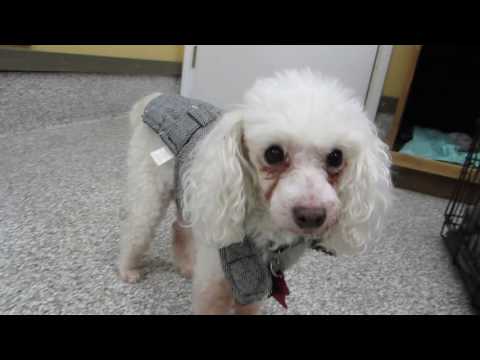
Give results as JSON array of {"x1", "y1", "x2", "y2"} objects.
[{"x1": 181, "y1": 45, "x2": 389, "y2": 119}]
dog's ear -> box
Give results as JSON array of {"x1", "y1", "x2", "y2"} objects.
[
  {"x1": 182, "y1": 110, "x2": 253, "y2": 248},
  {"x1": 322, "y1": 118, "x2": 392, "y2": 255}
]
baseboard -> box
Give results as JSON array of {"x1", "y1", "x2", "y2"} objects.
[
  {"x1": 378, "y1": 96, "x2": 399, "y2": 115},
  {"x1": 0, "y1": 47, "x2": 182, "y2": 75}
]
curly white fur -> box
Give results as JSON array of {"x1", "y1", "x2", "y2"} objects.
[
  {"x1": 119, "y1": 69, "x2": 392, "y2": 314},
  {"x1": 183, "y1": 69, "x2": 392, "y2": 253}
]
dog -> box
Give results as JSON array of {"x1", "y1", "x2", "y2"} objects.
[{"x1": 118, "y1": 69, "x2": 392, "y2": 314}]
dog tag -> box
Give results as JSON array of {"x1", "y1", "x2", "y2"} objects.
[{"x1": 150, "y1": 147, "x2": 174, "y2": 167}]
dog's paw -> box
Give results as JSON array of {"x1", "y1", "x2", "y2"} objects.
[
  {"x1": 177, "y1": 265, "x2": 193, "y2": 280},
  {"x1": 119, "y1": 268, "x2": 143, "y2": 283},
  {"x1": 310, "y1": 239, "x2": 337, "y2": 257}
]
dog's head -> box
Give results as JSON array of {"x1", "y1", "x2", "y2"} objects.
[{"x1": 183, "y1": 69, "x2": 392, "y2": 254}]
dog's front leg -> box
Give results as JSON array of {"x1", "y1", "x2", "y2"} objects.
[
  {"x1": 192, "y1": 245, "x2": 234, "y2": 315},
  {"x1": 233, "y1": 302, "x2": 263, "y2": 315},
  {"x1": 193, "y1": 278, "x2": 235, "y2": 315}
]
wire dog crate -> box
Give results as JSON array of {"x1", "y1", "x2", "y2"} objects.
[{"x1": 441, "y1": 127, "x2": 480, "y2": 311}]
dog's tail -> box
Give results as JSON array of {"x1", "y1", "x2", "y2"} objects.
[{"x1": 129, "y1": 92, "x2": 163, "y2": 130}]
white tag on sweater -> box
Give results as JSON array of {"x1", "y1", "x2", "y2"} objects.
[{"x1": 150, "y1": 147, "x2": 174, "y2": 167}]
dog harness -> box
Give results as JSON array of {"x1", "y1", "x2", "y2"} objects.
[
  {"x1": 143, "y1": 94, "x2": 335, "y2": 308},
  {"x1": 143, "y1": 94, "x2": 222, "y2": 211}
]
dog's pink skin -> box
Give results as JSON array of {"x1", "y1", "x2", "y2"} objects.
[
  {"x1": 172, "y1": 219, "x2": 194, "y2": 279},
  {"x1": 193, "y1": 279, "x2": 234, "y2": 315}
]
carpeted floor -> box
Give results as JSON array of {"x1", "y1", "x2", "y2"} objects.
[{"x1": 0, "y1": 72, "x2": 474, "y2": 314}]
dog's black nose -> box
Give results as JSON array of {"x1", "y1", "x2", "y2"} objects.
[{"x1": 293, "y1": 207, "x2": 326, "y2": 229}]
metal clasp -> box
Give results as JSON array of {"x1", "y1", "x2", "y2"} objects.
[{"x1": 270, "y1": 256, "x2": 282, "y2": 278}]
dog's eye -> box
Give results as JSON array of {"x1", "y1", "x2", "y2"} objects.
[
  {"x1": 326, "y1": 149, "x2": 343, "y2": 168},
  {"x1": 265, "y1": 145, "x2": 285, "y2": 165}
]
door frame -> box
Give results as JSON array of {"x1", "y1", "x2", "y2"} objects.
[
  {"x1": 180, "y1": 45, "x2": 197, "y2": 98},
  {"x1": 181, "y1": 45, "x2": 393, "y2": 121},
  {"x1": 364, "y1": 45, "x2": 393, "y2": 120}
]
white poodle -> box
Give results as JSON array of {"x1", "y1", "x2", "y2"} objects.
[{"x1": 118, "y1": 69, "x2": 392, "y2": 315}]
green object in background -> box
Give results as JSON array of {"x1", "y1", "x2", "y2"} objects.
[{"x1": 400, "y1": 127, "x2": 470, "y2": 165}]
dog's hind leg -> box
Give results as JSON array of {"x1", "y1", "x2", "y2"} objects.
[
  {"x1": 118, "y1": 161, "x2": 174, "y2": 283},
  {"x1": 119, "y1": 121, "x2": 175, "y2": 283},
  {"x1": 172, "y1": 216, "x2": 194, "y2": 279}
]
